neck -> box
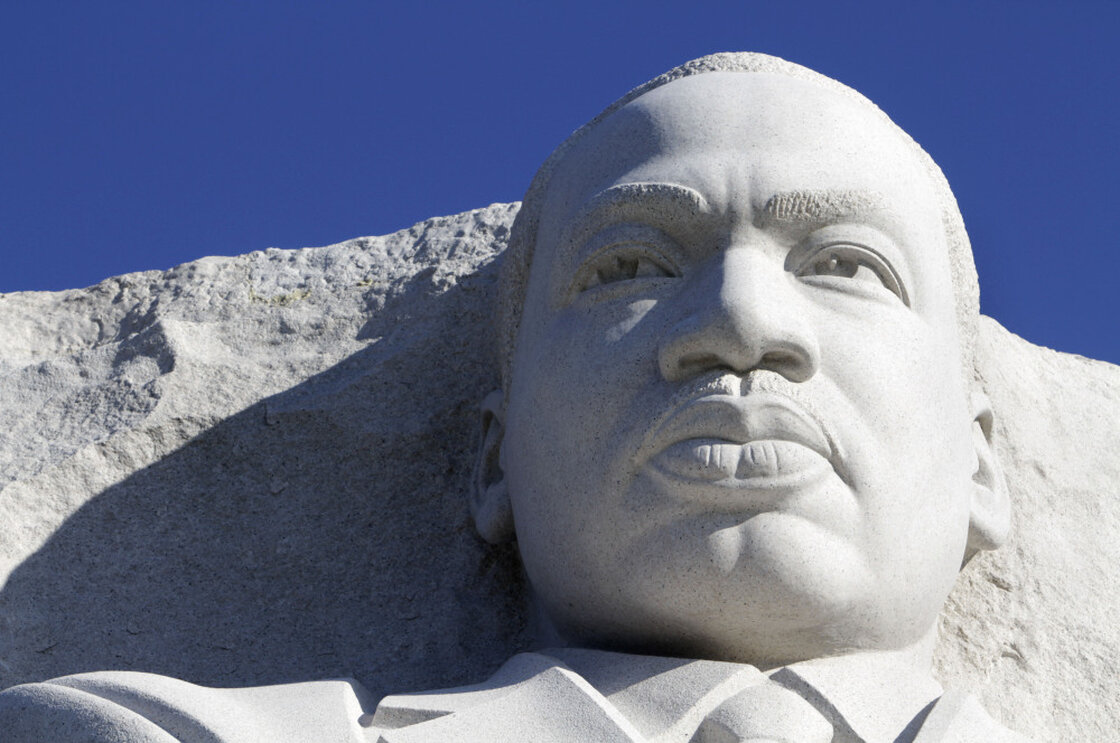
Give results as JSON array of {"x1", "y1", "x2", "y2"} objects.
[{"x1": 530, "y1": 591, "x2": 940, "y2": 680}]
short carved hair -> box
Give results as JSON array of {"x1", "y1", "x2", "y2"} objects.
[{"x1": 497, "y1": 52, "x2": 980, "y2": 395}]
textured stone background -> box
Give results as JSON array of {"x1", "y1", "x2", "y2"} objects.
[{"x1": 0, "y1": 204, "x2": 1115, "y2": 741}]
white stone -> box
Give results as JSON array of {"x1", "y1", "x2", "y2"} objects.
[
  {"x1": 1, "y1": 52, "x2": 1118, "y2": 742},
  {"x1": 0, "y1": 206, "x2": 1115, "y2": 742},
  {"x1": 0, "y1": 203, "x2": 527, "y2": 700}
]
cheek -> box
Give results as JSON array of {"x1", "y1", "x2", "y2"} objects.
[
  {"x1": 564, "y1": 298, "x2": 665, "y2": 370},
  {"x1": 820, "y1": 315, "x2": 974, "y2": 576},
  {"x1": 515, "y1": 299, "x2": 666, "y2": 402},
  {"x1": 503, "y1": 299, "x2": 670, "y2": 537},
  {"x1": 823, "y1": 312, "x2": 968, "y2": 437},
  {"x1": 503, "y1": 299, "x2": 666, "y2": 489},
  {"x1": 818, "y1": 312, "x2": 973, "y2": 480}
]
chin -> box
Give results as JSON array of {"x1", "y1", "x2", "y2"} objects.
[{"x1": 543, "y1": 564, "x2": 878, "y2": 668}]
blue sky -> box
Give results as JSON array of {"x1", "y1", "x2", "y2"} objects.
[{"x1": 2, "y1": 1, "x2": 1117, "y2": 364}]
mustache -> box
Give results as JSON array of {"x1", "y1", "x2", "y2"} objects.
[
  {"x1": 666, "y1": 369, "x2": 821, "y2": 420},
  {"x1": 636, "y1": 369, "x2": 848, "y2": 480}
]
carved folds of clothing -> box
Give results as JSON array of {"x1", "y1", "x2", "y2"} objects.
[{"x1": 0, "y1": 649, "x2": 1031, "y2": 742}]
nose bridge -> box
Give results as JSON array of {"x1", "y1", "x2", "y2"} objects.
[
  {"x1": 716, "y1": 244, "x2": 782, "y2": 333},
  {"x1": 658, "y1": 241, "x2": 820, "y2": 383}
]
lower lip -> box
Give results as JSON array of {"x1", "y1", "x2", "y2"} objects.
[{"x1": 650, "y1": 438, "x2": 831, "y2": 489}]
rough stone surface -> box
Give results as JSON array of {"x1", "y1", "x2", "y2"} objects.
[
  {"x1": 936, "y1": 314, "x2": 1120, "y2": 740},
  {"x1": 0, "y1": 203, "x2": 1116, "y2": 742},
  {"x1": 0, "y1": 202, "x2": 528, "y2": 703}
]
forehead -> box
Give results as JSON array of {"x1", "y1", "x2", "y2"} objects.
[{"x1": 537, "y1": 72, "x2": 942, "y2": 248}]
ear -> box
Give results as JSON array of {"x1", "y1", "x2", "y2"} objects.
[
  {"x1": 965, "y1": 391, "x2": 1011, "y2": 560},
  {"x1": 471, "y1": 390, "x2": 516, "y2": 544}
]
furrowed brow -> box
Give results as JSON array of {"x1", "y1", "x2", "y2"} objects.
[
  {"x1": 761, "y1": 189, "x2": 886, "y2": 225},
  {"x1": 557, "y1": 182, "x2": 709, "y2": 261}
]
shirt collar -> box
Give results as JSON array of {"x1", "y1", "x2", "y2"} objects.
[
  {"x1": 373, "y1": 649, "x2": 944, "y2": 743},
  {"x1": 551, "y1": 647, "x2": 943, "y2": 743},
  {"x1": 774, "y1": 653, "x2": 944, "y2": 743}
]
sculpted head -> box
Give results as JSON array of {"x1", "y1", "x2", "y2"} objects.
[{"x1": 473, "y1": 53, "x2": 1010, "y2": 668}]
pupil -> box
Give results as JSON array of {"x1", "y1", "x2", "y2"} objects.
[{"x1": 814, "y1": 254, "x2": 860, "y2": 278}]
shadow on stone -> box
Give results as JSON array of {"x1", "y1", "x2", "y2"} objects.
[{"x1": 0, "y1": 261, "x2": 529, "y2": 701}]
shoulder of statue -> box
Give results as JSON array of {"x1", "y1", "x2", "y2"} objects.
[
  {"x1": 0, "y1": 675, "x2": 177, "y2": 742},
  {"x1": 0, "y1": 670, "x2": 374, "y2": 743}
]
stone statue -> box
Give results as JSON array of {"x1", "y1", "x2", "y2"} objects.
[{"x1": 0, "y1": 53, "x2": 1039, "y2": 741}]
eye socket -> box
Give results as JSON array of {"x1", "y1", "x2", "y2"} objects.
[
  {"x1": 580, "y1": 249, "x2": 676, "y2": 290},
  {"x1": 796, "y1": 243, "x2": 909, "y2": 306},
  {"x1": 568, "y1": 225, "x2": 681, "y2": 298}
]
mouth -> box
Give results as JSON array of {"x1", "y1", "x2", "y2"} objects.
[
  {"x1": 646, "y1": 392, "x2": 835, "y2": 496},
  {"x1": 654, "y1": 437, "x2": 829, "y2": 482}
]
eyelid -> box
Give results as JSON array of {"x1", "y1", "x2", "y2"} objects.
[
  {"x1": 565, "y1": 224, "x2": 682, "y2": 299},
  {"x1": 791, "y1": 225, "x2": 911, "y2": 307}
]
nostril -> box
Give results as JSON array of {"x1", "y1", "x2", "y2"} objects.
[
  {"x1": 673, "y1": 352, "x2": 733, "y2": 381},
  {"x1": 757, "y1": 347, "x2": 815, "y2": 383},
  {"x1": 661, "y1": 343, "x2": 818, "y2": 384},
  {"x1": 657, "y1": 285, "x2": 820, "y2": 383}
]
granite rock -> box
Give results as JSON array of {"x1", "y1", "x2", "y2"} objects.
[
  {"x1": 0, "y1": 203, "x2": 1115, "y2": 742},
  {"x1": 0, "y1": 203, "x2": 527, "y2": 701}
]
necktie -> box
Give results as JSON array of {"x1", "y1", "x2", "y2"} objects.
[{"x1": 690, "y1": 679, "x2": 834, "y2": 743}]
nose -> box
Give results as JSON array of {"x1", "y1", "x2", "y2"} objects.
[{"x1": 658, "y1": 247, "x2": 820, "y2": 383}]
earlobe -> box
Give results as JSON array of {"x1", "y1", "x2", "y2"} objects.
[
  {"x1": 965, "y1": 391, "x2": 1011, "y2": 560},
  {"x1": 472, "y1": 390, "x2": 516, "y2": 544}
]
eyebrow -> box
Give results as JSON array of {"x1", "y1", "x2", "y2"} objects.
[
  {"x1": 760, "y1": 189, "x2": 886, "y2": 225},
  {"x1": 554, "y1": 184, "x2": 889, "y2": 268},
  {"x1": 579, "y1": 182, "x2": 710, "y2": 213},
  {"x1": 567, "y1": 185, "x2": 885, "y2": 233},
  {"x1": 552, "y1": 182, "x2": 710, "y2": 271},
  {"x1": 562, "y1": 181, "x2": 708, "y2": 238}
]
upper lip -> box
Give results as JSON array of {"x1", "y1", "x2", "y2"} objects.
[{"x1": 647, "y1": 392, "x2": 834, "y2": 463}]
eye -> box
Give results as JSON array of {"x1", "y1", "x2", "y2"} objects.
[
  {"x1": 562, "y1": 223, "x2": 684, "y2": 302},
  {"x1": 796, "y1": 243, "x2": 909, "y2": 306},
  {"x1": 580, "y1": 249, "x2": 676, "y2": 291},
  {"x1": 568, "y1": 225, "x2": 681, "y2": 299}
]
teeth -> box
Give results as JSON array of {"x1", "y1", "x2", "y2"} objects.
[
  {"x1": 738, "y1": 441, "x2": 778, "y2": 477},
  {"x1": 654, "y1": 439, "x2": 825, "y2": 483},
  {"x1": 707, "y1": 443, "x2": 741, "y2": 478},
  {"x1": 657, "y1": 441, "x2": 739, "y2": 481}
]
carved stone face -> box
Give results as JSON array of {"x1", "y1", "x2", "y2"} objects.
[{"x1": 490, "y1": 72, "x2": 1006, "y2": 666}]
